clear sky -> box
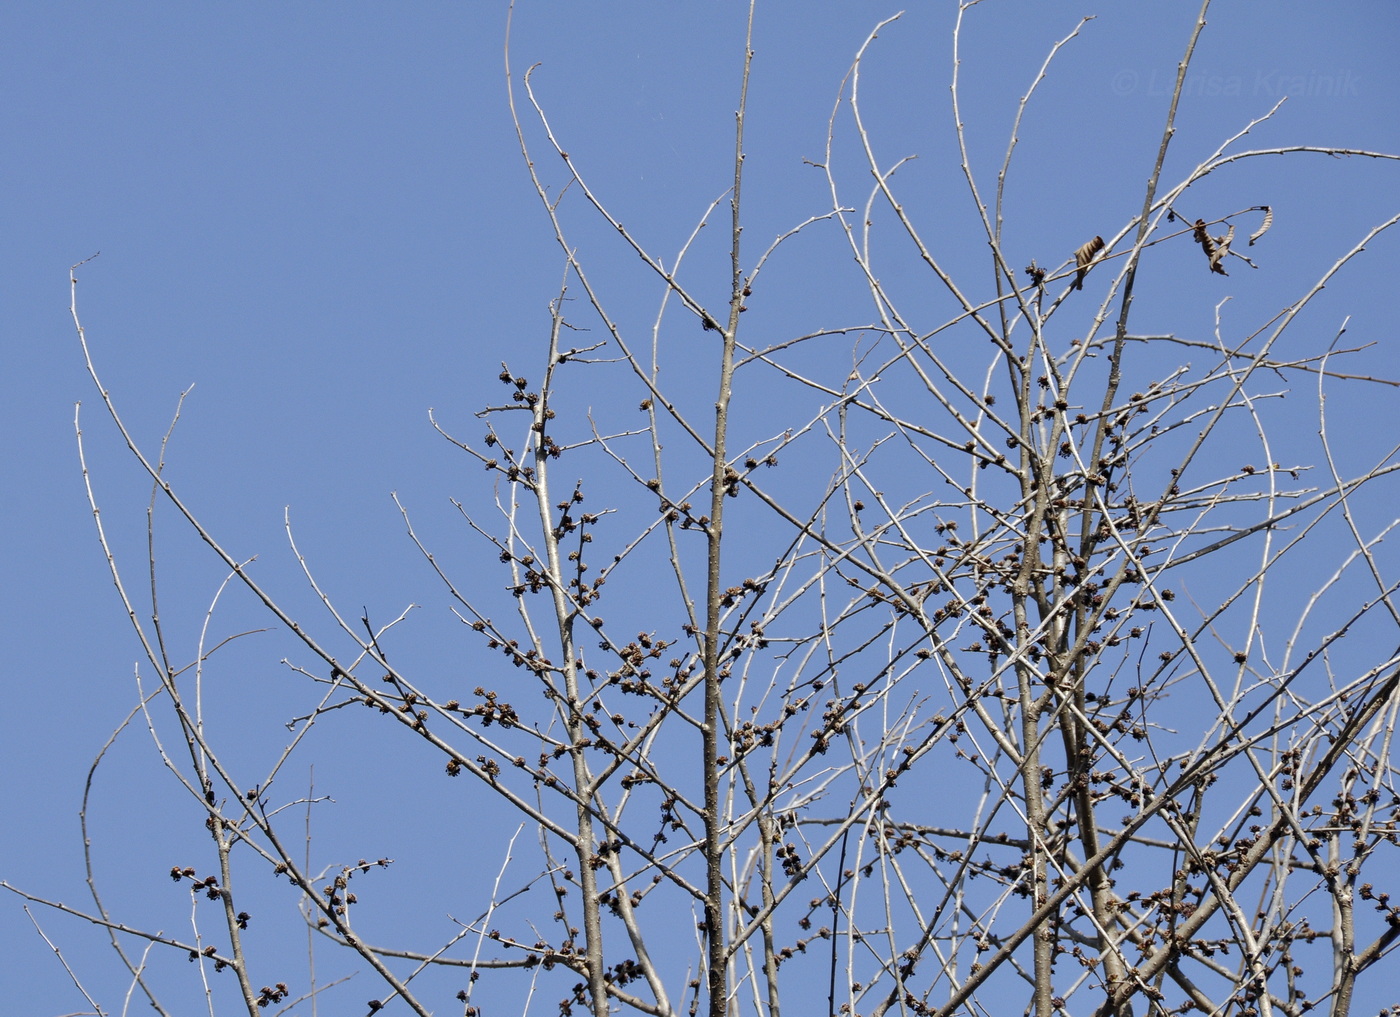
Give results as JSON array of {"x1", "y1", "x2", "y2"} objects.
[{"x1": 3, "y1": 4, "x2": 1397, "y2": 1015}]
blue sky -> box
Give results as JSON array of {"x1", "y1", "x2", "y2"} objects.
[{"x1": 3, "y1": 4, "x2": 1397, "y2": 1015}]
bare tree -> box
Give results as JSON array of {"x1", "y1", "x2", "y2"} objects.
[{"x1": 8, "y1": 4, "x2": 1400, "y2": 1017}]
